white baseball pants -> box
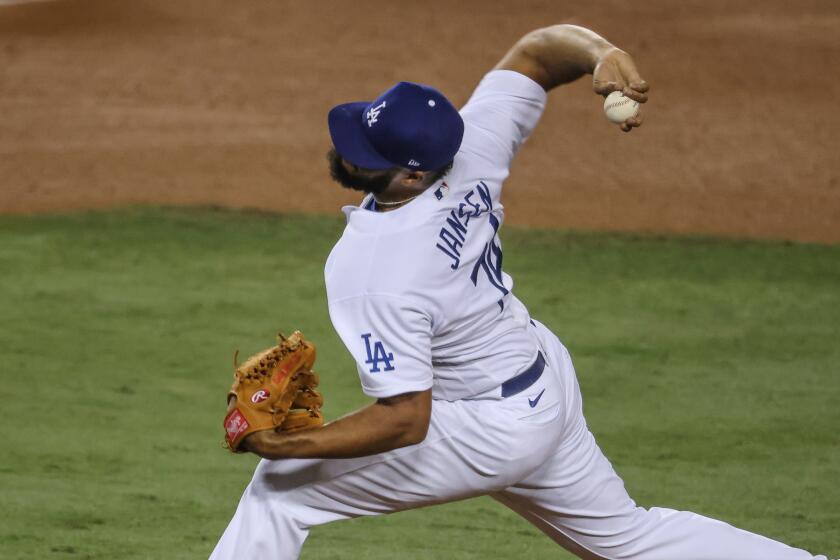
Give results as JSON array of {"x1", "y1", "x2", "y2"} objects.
[{"x1": 210, "y1": 321, "x2": 827, "y2": 560}]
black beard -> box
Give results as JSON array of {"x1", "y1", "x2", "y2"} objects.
[{"x1": 327, "y1": 148, "x2": 395, "y2": 195}]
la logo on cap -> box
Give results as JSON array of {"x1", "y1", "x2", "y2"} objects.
[{"x1": 366, "y1": 101, "x2": 387, "y2": 127}]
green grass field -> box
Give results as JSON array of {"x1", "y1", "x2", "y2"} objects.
[{"x1": 1, "y1": 207, "x2": 837, "y2": 559}]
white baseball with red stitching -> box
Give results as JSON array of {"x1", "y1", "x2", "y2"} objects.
[{"x1": 603, "y1": 91, "x2": 639, "y2": 124}]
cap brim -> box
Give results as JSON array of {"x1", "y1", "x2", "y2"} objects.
[{"x1": 328, "y1": 102, "x2": 397, "y2": 170}]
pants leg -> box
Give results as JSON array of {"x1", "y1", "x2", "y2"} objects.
[
  {"x1": 209, "y1": 365, "x2": 568, "y2": 560},
  {"x1": 495, "y1": 321, "x2": 827, "y2": 560}
]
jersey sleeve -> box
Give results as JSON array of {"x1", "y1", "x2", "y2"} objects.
[
  {"x1": 458, "y1": 69, "x2": 547, "y2": 165},
  {"x1": 328, "y1": 294, "x2": 433, "y2": 399}
]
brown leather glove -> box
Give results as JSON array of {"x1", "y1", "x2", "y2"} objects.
[{"x1": 223, "y1": 331, "x2": 324, "y2": 452}]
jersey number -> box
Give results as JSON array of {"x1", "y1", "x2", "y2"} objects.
[{"x1": 470, "y1": 214, "x2": 508, "y2": 308}]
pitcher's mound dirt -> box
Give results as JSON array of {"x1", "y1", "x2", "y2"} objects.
[{"x1": 1, "y1": 0, "x2": 838, "y2": 243}]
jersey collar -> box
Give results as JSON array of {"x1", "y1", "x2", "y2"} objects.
[{"x1": 340, "y1": 183, "x2": 443, "y2": 233}]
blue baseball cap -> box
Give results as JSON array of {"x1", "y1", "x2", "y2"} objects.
[{"x1": 328, "y1": 81, "x2": 464, "y2": 172}]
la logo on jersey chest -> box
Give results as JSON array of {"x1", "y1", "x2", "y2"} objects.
[{"x1": 361, "y1": 333, "x2": 395, "y2": 373}]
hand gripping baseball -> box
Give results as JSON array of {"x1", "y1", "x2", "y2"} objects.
[
  {"x1": 223, "y1": 331, "x2": 324, "y2": 452},
  {"x1": 592, "y1": 48, "x2": 649, "y2": 132}
]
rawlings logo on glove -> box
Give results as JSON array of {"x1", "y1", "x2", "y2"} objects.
[{"x1": 223, "y1": 331, "x2": 324, "y2": 452}]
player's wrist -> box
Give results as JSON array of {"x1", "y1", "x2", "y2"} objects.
[{"x1": 241, "y1": 429, "x2": 287, "y2": 459}]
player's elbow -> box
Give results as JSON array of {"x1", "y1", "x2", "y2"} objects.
[
  {"x1": 396, "y1": 415, "x2": 430, "y2": 446},
  {"x1": 379, "y1": 389, "x2": 432, "y2": 447}
]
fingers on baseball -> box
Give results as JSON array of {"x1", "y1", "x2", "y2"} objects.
[
  {"x1": 593, "y1": 79, "x2": 620, "y2": 96},
  {"x1": 621, "y1": 85, "x2": 648, "y2": 103},
  {"x1": 617, "y1": 55, "x2": 649, "y2": 102},
  {"x1": 620, "y1": 58, "x2": 647, "y2": 86},
  {"x1": 620, "y1": 113, "x2": 643, "y2": 132}
]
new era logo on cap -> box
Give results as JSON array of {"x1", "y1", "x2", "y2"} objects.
[{"x1": 328, "y1": 81, "x2": 464, "y2": 172}]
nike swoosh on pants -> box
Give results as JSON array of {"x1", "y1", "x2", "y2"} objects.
[{"x1": 528, "y1": 389, "x2": 546, "y2": 408}]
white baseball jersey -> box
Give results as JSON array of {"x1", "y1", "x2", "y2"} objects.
[{"x1": 325, "y1": 70, "x2": 548, "y2": 401}]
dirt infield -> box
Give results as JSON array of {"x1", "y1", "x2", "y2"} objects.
[{"x1": 1, "y1": 0, "x2": 838, "y2": 243}]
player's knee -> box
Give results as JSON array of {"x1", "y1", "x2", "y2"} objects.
[{"x1": 570, "y1": 507, "x2": 654, "y2": 558}]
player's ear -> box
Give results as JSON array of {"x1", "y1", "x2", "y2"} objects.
[{"x1": 399, "y1": 170, "x2": 426, "y2": 187}]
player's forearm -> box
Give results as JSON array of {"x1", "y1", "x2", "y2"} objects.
[
  {"x1": 243, "y1": 390, "x2": 432, "y2": 460},
  {"x1": 498, "y1": 24, "x2": 616, "y2": 90}
]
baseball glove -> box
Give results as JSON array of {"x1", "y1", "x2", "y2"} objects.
[{"x1": 223, "y1": 331, "x2": 324, "y2": 452}]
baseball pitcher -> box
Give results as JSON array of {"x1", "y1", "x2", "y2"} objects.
[{"x1": 211, "y1": 25, "x2": 831, "y2": 559}]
